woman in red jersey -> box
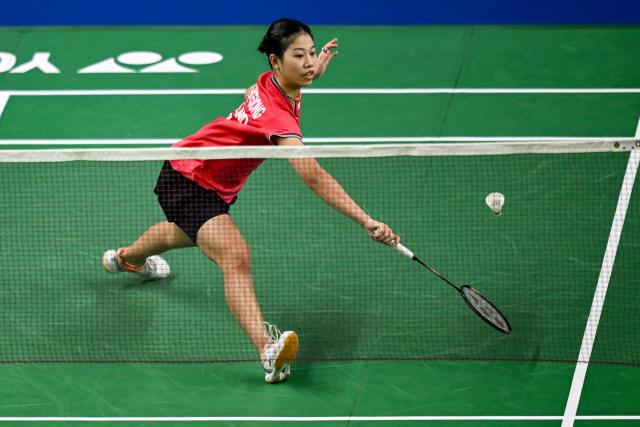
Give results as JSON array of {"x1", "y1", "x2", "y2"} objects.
[{"x1": 102, "y1": 18, "x2": 399, "y2": 383}]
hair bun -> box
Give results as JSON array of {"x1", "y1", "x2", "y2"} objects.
[{"x1": 257, "y1": 18, "x2": 313, "y2": 67}]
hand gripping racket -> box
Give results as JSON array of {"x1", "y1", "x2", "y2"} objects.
[{"x1": 388, "y1": 240, "x2": 512, "y2": 334}]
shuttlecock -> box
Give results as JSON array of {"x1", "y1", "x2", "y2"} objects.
[{"x1": 485, "y1": 192, "x2": 505, "y2": 216}]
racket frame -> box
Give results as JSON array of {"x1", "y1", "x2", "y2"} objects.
[{"x1": 393, "y1": 242, "x2": 512, "y2": 334}]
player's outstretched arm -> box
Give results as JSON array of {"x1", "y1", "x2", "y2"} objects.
[{"x1": 277, "y1": 137, "x2": 398, "y2": 245}]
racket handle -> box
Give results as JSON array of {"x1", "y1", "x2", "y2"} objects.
[
  {"x1": 371, "y1": 227, "x2": 414, "y2": 259},
  {"x1": 394, "y1": 243, "x2": 415, "y2": 259}
]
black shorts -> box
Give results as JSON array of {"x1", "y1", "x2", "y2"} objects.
[{"x1": 154, "y1": 161, "x2": 235, "y2": 244}]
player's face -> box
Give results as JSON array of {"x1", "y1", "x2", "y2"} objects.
[{"x1": 277, "y1": 33, "x2": 317, "y2": 88}]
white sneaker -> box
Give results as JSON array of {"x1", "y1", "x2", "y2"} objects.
[
  {"x1": 102, "y1": 248, "x2": 170, "y2": 281},
  {"x1": 261, "y1": 323, "x2": 298, "y2": 384},
  {"x1": 265, "y1": 362, "x2": 291, "y2": 384}
]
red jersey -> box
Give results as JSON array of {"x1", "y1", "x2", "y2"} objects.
[{"x1": 170, "y1": 71, "x2": 302, "y2": 203}]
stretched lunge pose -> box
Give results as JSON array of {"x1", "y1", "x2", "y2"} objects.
[{"x1": 103, "y1": 18, "x2": 398, "y2": 383}]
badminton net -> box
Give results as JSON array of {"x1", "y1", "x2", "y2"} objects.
[{"x1": 0, "y1": 140, "x2": 638, "y2": 365}]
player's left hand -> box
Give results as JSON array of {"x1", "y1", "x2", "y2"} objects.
[{"x1": 314, "y1": 38, "x2": 339, "y2": 80}]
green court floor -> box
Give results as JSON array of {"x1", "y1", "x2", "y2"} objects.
[
  {"x1": 0, "y1": 361, "x2": 637, "y2": 426},
  {"x1": 0, "y1": 25, "x2": 639, "y2": 426}
]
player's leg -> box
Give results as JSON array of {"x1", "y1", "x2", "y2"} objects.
[
  {"x1": 196, "y1": 214, "x2": 298, "y2": 383},
  {"x1": 102, "y1": 221, "x2": 194, "y2": 280},
  {"x1": 121, "y1": 221, "x2": 194, "y2": 265},
  {"x1": 196, "y1": 214, "x2": 266, "y2": 352},
  {"x1": 103, "y1": 160, "x2": 199, "y2": 280}
]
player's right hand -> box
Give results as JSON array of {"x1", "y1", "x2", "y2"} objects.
[{"x1": 365, "y1": 220, "x2": 400, "y2": 246}]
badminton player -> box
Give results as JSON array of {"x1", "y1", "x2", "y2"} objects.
[{"x1": 102, "y1": 18, "x2": 399, "y2": 383}]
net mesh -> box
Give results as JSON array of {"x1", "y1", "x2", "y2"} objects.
[{"x1": 0, "y1": 142, "x2": 638, "y2": 365}]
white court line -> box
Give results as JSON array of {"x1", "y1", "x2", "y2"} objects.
[
  {"x1": 1, "y1": 87, "x2": 638, "y2": 119},
  {"x1": 0, "y1": 93, "x2": 9, "y2": 118},
  {"x1": 561, "y1": 117, "x2": 640, "y2": 427},
  {"x1": 0, "y1": 415, "x2": 639, "y2": 422},
  {"x1": 2, "y1": 88, "x2": 640, "y2": 96},
  {"x1": 0, "y1": 416, "x2": 560, "y2": 422},
  {"x1": 576, "y1": 416, "x2": 640, "y2": 420},
  {"x1": 0, "y1": 136, "x2": 636, "y2": 146}
]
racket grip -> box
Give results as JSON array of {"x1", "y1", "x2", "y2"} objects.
[
  {"x1": 371, "y1": 228, "x2": 414, "y2": 259},
  {"x1": 394, "y1": 243, "x2": 415, "y2": 259}
]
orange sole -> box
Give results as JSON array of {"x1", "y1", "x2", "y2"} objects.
[{"x1": 275, "y1": 332, "x2": 299, "y2": 370}]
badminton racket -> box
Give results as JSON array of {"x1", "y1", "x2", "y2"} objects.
[{"x1": 377, "y1": 233, "x2": 512, "y2": 334}]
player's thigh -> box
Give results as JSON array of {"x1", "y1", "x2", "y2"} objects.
[
  {"x1": 162, "y1": 221, "x2": 196, "y2": 248},
  {"x1": 196, "y1": 214, "x2": 250, "y2": 269}
]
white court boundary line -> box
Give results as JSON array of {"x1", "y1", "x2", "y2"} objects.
[
  {"x1": 0, "y1": 93, "x2": 9, "y2": 118},
  {"x1": 0, "y1": 415, "x2": 639, "y2": 422},
  {"x1": 2, "y1": 88, "x2": 640, "y2": 96},
  {"x1": 1, "y1": 87, "x2": 639, "y2": 119},
  {"x1": 561, "y1": 117, "x2": 640, "y2": 427}
]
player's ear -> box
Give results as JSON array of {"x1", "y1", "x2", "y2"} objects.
[{"x1": 268, "y1": 53, "x2": 280, "y2": 71}]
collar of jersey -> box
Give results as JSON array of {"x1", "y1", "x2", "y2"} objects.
[{"x1": 269, "y1": 74, "x2": 301, "y2": 116}]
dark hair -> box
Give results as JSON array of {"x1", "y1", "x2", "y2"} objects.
[{"x1": 258, "y1": 18, "x2": 314, "y2": 66}]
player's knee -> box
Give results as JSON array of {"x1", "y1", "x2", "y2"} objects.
[
  {"x1": 167, "y1": 224, "x2": 184, "y2": 245},
  {"x1": 161, "y1": 222, "x2": 191, "y2": 247},
  {"x1": 221, "y1": 247, "x2": 251, "y2": 274}
]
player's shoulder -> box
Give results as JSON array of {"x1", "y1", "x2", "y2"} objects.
[
  {"x1": 256, "y1": 71, "x2": 273, "y2": 90},
  {"x1": 253, "y1": 71, "x2": 278, "y2": 105}
]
